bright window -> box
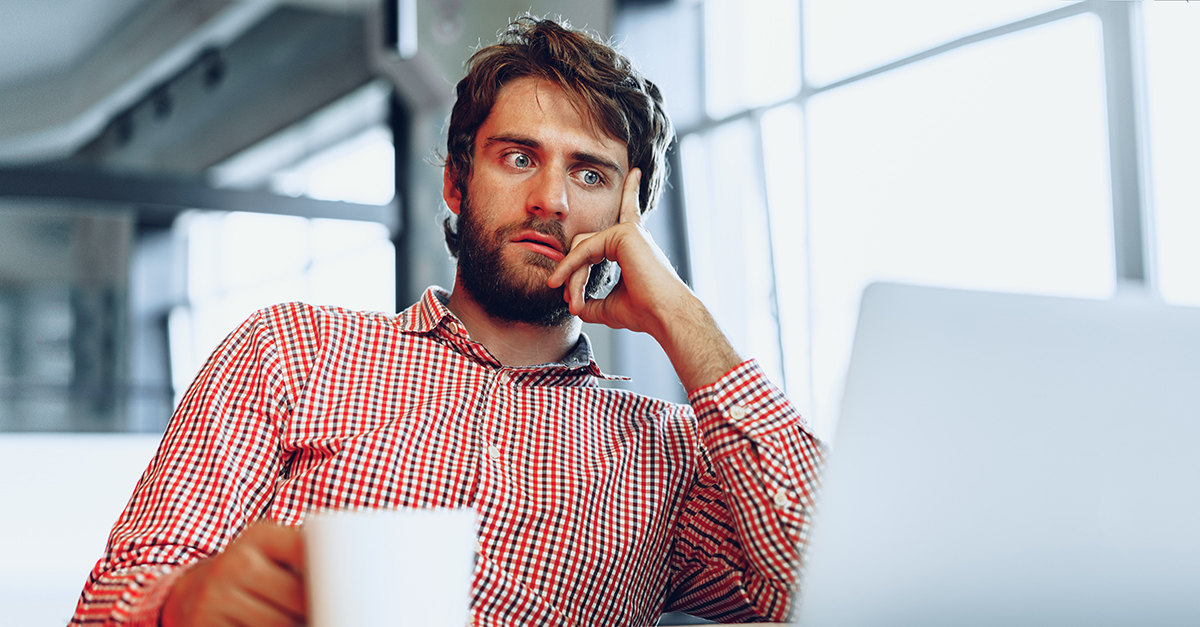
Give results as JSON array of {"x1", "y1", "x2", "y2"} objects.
[
  {"x1": 272, "y1": 126, "x2": 396, "y2": 206},
  {"x1": 760, "y1": 104, "x2": 811, "y2": 418},
  {"x1": 704, "y1": 0, "x2": 801, "y2": 117},
  {"x1": 803, "y1": 0, "x2": 1069, "y2": 85},
  {"x1": 681, "y1": 121, "x2": 785, "y2": 386},
  {"x1": 1144, "y1": 1, "x2": 1200, "y2": 307},
  {"x1": 803, "y1": 15, "x2": 1113, "y2": 436},
  {"x1": 621, "y1": 1, "x2": 1171, "y2": 447}
]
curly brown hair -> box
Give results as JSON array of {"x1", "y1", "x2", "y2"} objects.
[{"x1": 442, "y1": 15, "x2": 674, "y2": 257}]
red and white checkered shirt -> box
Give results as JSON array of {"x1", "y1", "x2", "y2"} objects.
[{"x1": 71, "y1": 288, "x2": 824, "y2": 626}]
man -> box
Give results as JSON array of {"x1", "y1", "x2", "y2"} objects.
[{"x1": 71, "y1": 16, "x2": 824, "y2": 627}]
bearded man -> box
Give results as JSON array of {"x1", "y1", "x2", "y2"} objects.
[{"x1": 71, "y1": 16, "x2": 824, "y2": 627}]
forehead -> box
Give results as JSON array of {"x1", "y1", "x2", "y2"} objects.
[{"x1": 478, "y1": 77, "x2": 628, "y2": 165}]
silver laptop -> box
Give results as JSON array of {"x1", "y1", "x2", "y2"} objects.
[{"x1": 796, "y1": 283, "x2": 1200, "y2": 626}]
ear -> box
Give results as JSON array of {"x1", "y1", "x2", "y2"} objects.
[{"x1": 443, "y1": 166, "x2": 463, "y2": 215}]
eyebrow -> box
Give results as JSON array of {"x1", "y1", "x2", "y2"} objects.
[{"x1": 484, "y1": 134, "x2": 624, "y2": 177}]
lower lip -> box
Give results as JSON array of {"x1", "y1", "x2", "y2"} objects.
[{"x1": 512, "y1": 240, "x2": 565, "y2": 262}]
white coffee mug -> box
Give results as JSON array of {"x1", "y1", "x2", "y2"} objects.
[{"x1": 304, "y1": 507, "x2": 477, "y2": 627}]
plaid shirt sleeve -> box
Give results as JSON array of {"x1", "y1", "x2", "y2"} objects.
[
  {"x1": 666, "y1": 359, "x2": 827, "y2": 622},
  {"x1": 69, "y1": 304, "x2": 312, "y2": 625}
]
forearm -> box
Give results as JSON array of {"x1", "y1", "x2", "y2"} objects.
[
  {"x1": 695, "y1": 361, "x2": 823, "y2": 568},
  {"x1": 668, "y1": 362, "x2": 826, "y2": 620},
  {"x1": 647, "y1": 290, "x2": 743, "y2": 394}
]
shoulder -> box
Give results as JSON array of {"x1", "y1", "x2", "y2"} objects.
[
  {"x1": 235, "y1": 302, "x2": 407, "y2": 365},
  {"x1": 249, "y1": 302, "x2": 398, "y2": 336}
]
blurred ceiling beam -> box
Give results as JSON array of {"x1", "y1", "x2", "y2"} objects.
[
  {"x1": 0, "y1": 165, "x2": 397, "y2": 231},
  {"x1": 0, "y1": 0, "x2": 274, "y2": 165},
  {"x1": 0, "y1": 0, "x2": 614, "y2": 170},
  {"x1": 70, "y1": 6, "x2": 375, "y2": 175}
]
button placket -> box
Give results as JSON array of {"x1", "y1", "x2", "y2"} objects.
[{"x1": 485, "y1": 370, "x2": 508, "y2": 463}]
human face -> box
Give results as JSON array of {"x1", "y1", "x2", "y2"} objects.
[{"x1": 445, "y1": 77, "x2": 630, "y2": 325}]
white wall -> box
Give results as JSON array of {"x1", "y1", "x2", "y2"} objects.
[{"x1": 0, "y1": 434, "x2": 162, "y2": 625}]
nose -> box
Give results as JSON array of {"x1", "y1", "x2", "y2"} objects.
[{"x1": 527, "y1": 167, "x2": 569, "y2": 220}]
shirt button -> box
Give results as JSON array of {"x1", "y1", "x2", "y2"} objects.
[
  {"x1": 730, "y1": 404, "x2": 747, "y2": 420},
  {"x1": 496, "y1": 371, "x2": 510, "y2": 385},
  {"x1": 487, "y1": 444, "x2": 502, "y2": 460},
  {"x1": 773, "y1": 488, "x2": 791, "y2": 508}
]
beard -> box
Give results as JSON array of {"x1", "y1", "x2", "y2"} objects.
[{"x1": 455, "y1": 192, "x2": 616, "y2": 327}]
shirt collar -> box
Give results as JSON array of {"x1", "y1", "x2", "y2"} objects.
[{"x1": 394, "y1": 287, "x2": 628, "y2": 381}]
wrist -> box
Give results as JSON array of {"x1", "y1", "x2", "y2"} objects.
[
  {"x1": 159, "y1": 558, "x2": 209, "y2": 627},
  {"x1": 653, "y1": 294, "x2": 742, "y2": 393}
]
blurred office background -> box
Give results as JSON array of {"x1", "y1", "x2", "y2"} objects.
[{"x1": 0, "y1": 0, "x2": 1196, "y2": 623}]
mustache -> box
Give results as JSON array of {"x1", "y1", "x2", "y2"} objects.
[{"x1": 499, "y1": 216, "x2": 569, "y2": 253}]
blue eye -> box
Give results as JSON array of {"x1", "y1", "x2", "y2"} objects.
[
  {"x1": 511, "y1": 153, "x2": 531, "y2": 168},
  {"x1": 581, "y1": 170, "x2": 601, "y2": 185}
]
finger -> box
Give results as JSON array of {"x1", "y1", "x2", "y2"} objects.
[
  {"x1": 236, "y1": 552, "x2": 307, "y2": 620},
  {"x1": 568, "y1": 232, "x2": 601, "y2": 310},
  {"x1": 568, "y1": 265, "x2": 590, "y2": 313},
  {"x1": 227, "y1": 584, "x2": 305, "y2": 627},
  {"x1": 548, "y1": 231, "x2": 602, "y2": 289},
  {"x1": 245, "y1": 522, "x2": 305, "y2": 573},
  {"x1": 573, "y1": 284, "x2": 609, "y2": 325},
  {"x1": 574, "y1": 280, "x2": 629, "y2": 330},
  {"x1": 619, "y1": 168, "x2": 642, "y2": 226}
]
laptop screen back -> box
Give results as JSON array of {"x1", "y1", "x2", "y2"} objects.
[{"x1": 797, "y1": 283, "x2": 1200, "y2": 627}]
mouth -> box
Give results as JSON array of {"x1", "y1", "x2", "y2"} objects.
[{"x1": 510, "y1": 230, "x2": 566, "y2": 262}]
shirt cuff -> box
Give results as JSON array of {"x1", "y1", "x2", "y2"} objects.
[
  {"x1": 687, "y1": 359, "x2": 811, "y2": 458},
  {"x1": 123, "y1": 564, "x2": 188, "y2": 627}
]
